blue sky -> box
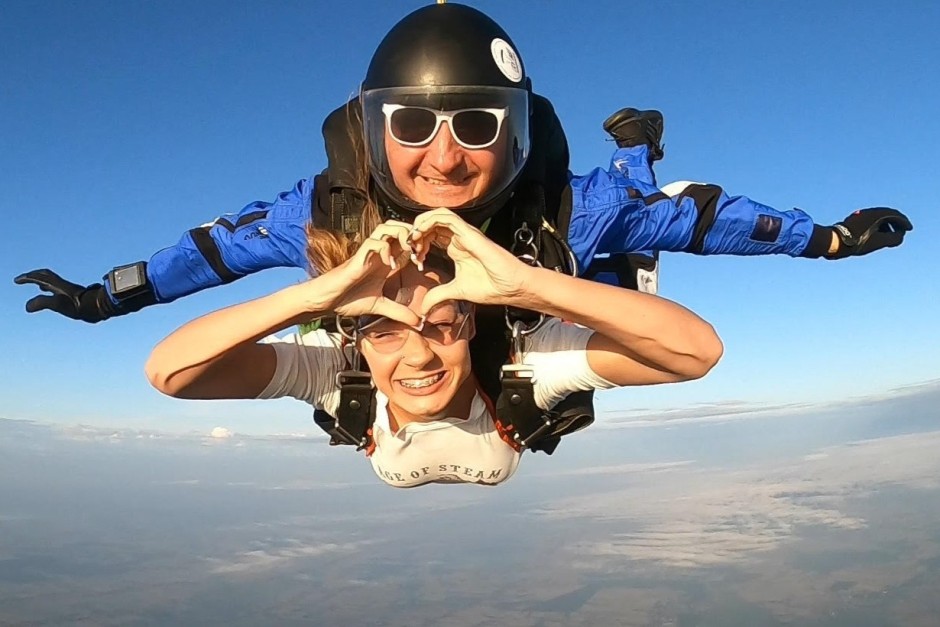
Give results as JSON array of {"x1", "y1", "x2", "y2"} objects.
[{"x1": 2, "y1": 0, "x2": 938, "y2": 434}]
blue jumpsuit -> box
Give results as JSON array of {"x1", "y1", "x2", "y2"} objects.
[{"x1": 117, "y1": 146, "x2": 830, "y2": 305}]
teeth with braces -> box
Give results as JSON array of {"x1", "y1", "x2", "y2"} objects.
[{"x1": 399, "y1": 373, "x2": 444, "y2": 389}]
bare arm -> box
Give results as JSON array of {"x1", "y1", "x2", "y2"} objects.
[
  {"x1": 507, "y1": 265, "x2": 722, "y2": 385},
  {"x1": 144, "y1": 283, "x2": 326, "y2": 399},
  {"x1": 145, "y1": 223, "x2": 421, "y2": 399},
  {"x1": 411, "y1": 209, "x2": 723, "y2": 386}
]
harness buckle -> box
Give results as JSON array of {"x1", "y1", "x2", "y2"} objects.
[
  {"x1": 498, "y1": 362, "x2": 555, "y2": 448},
  {"x1": 499, "y1": 363, "x2": 536, "y2": 382},
  {"x1": 331, "y1": 369, "x2": 375, "y2": 450},
  {"x1": 335, "y1": 370, "x2": 374, "y2": 389}
]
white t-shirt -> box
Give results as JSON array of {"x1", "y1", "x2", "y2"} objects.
[{"x1": 258, "y1": 318, "x2": 615, "y2": 488}]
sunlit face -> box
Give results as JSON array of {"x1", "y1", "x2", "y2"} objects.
[
  {"x1": 358, "y1": 265, "x2": 475, "y2": 424},
  {"x1": 385, "y1": 122, "x2": 507, "y2": 208}
]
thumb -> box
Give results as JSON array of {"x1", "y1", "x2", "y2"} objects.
[
  {"x1": 886, "y1": 213, "x2": 914, "y2": 232},
  {"x1": 419, "y1": 283, "x2": 461, "y2": 316},
  {"x1": 864, "y1": 230, "x2": 906, "y2": 252},
  {"x1": 856, "y1": 215, "x2": 911, "y2": 252},
  {"x1": 880, "y1": 230, "x2": 906, "y2": 248},
  {"x1": 867, "y1": 209, "x2": 913, "y2": 233},
  {"x1": 24, "y1": 294, "x2": 71, "y2": 314}
]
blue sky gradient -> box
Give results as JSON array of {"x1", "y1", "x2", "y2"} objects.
[{"x1": 2, "y1": 1, "x2": 938, "y2": 433}]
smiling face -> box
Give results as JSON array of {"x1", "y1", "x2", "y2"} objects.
[
  {"x1": 359, "y1": 87, "x2": 531, "y2": 215},
  {"x1": 358, "y1": 264, "x2": 475, "y2": 425},
  {"x1": 384, "y1": 123, "x2": 507, "y2": 208}
]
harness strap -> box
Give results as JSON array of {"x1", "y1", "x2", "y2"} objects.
[
  {"x1": 312, "y1": 369, "x2": 375, "y2": 451},
  {"x1": 312, "y1": 332, "x2": 377, "y2": 451},
  {"x1": 493, "y1": 366, "x2": 595, "y2": 455},
  {"x1": 334, "y1": 370, "x2": 375, "y2": 449},
  {"x1": 476, "y1": 379, "x2": 523, "y2": 453},
  {"x1": 330, "y1": 185, "x2": 347, "y2": 232},
  {"x1": 495, "y1": 363, "x2": 550, "y2": 449}
]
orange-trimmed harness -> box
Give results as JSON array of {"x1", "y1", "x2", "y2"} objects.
[{"x1": 312, "y1": 313, "x2": 595, "y2": 456}]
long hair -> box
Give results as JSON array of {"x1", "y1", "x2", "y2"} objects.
[{"x1": 305, "y1": 101, "x2": 383, "y2": 274}]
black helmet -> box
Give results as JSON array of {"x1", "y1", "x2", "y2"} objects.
[{"x1": 360, "y1": 3, "x2": 531, "y2": 221}]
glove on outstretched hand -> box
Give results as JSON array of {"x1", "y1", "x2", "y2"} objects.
[
  {"x1": 828, "y1": 208, "x2": 912, "y2": 259},
  {"x1": 14, "y1": 269, "x2": 115, "y2": 323}
]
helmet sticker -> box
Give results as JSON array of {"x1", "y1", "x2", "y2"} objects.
[{"x1": 490, "y1": 38, "x2": 523, "y2": 83}]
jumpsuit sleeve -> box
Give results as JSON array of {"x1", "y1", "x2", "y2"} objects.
[
  {"x1": 566, "y1": 168, "x2": 826, "y2": 271},
  {"x1": 138, "y1": 178, "x2": 315, "y2": 303}
]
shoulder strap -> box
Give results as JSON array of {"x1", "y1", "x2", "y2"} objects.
[
  {"x1": 311, "y1": 323, "x2": 378, "y2": 451},
  {"x1": 322, "y1": 98, "x2": 363, "y2": 192},
  {"x1": 523, "y1": 93, "x2": 570, "y2": 222},
  {"x1": 470, "y1": 309, "x2": 595, "y2": 456},
  {"x1": 310, "y1": 98, "x2": 370, "y2": 237},
  {"x1": 312, "y1": 367, "x2": 377, "y2": 451}
]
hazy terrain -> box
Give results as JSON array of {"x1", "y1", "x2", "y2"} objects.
[{"x1": 2, "y1": 382, "x2": 939, "y2": 626}]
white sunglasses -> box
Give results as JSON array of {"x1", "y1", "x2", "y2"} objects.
[{"x1": 381, "y1": 103, "x2": 509, "y2": 150}]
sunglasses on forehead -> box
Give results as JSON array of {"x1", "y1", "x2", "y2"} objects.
[{"x1": 381, "y1": 103, "x2": 508, "y2": 150}]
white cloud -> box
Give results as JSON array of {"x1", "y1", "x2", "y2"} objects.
[
  {"x1": 0, "y1": 419, "x2": 325, "y2": 450},
  {"x1": 205, "y1": 539, "x2": 369, "y2": 575},
  {"x1": 210, "y1": 427, "x2": 233, "y2": 439},
  {"x1": 597, "y1": 378, "x2": 940, "y2": 430},
  {"x1": 530, "y1": 460, "x2": 695, "y2": 478}
]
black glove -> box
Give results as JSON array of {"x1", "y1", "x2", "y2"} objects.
[
  {"x1": 828, "y1": 207, "x2": 912, "y2": 259},
  {"x1": 14, "y1": 269, "x2": 118, "y2": 323}
]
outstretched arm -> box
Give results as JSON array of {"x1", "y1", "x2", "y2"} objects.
[
  {"x1": 15, "y1": 178, "x2": 315, "y2": 323},
  {"x1": 144, "y1": 283, "x2": 313, "y2": 400},
  {"x1": 567, "y1": 168, "x2": 912, "y2": 267},
  {"x1": 508, "y1": 266, "x2": 722, "y2": 385},
  {"x1": 658, "y1": 181, "x2": 912, "y2": 260},
  {"x1": 145, "y1": 222, "x2": 420, "y2": 399},
  {"x1": 410, "y1": 210, "x2": 724, "y2": 387}
]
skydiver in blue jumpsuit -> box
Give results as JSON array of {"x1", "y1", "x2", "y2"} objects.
[
  {"x1": 14, "y1": 125, "x2": 911, "y2": 319},
  {"x1": 14, "y1": 8, "x2": 912, "y2": 323}
]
